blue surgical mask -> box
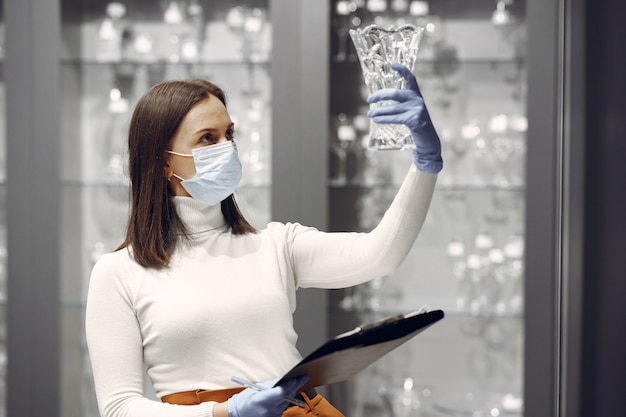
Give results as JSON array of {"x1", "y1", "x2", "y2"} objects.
[{"x1": 168, "y1": 141, "x2": 242, "y2": 206}]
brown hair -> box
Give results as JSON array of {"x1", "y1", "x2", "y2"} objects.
[{"x1": 118, "y1": 79, "x2": 256, "y2": 268}]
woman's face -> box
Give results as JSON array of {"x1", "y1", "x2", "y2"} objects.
[{"x1": 165, "y1": 94, "x2": 235, "y2": 197}]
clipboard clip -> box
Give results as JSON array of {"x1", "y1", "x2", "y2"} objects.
[
  {"x1": 358, "y1": 313, "x2": 405, "y2": 332},
  {"x1": 334, "y1": 306, "x2": 431, "y2": 339}
]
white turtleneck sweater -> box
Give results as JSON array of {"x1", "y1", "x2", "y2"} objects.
[{"x1": 85, "y1": 165, "x2": 437, "y2": 417}]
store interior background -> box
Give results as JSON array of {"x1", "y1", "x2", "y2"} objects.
[{"x1": 1, "y1": 0, "x2": 625, "y2": 417}]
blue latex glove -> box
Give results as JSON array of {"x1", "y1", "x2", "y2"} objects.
[
  {"x1": 367, "y1": 62, "x2": 443, "y2": 173},
  {"x1": 227, "y1": 375, "x2": 308, "y2": 417}
]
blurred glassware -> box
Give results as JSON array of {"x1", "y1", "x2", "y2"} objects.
[
  {"x1": 484, "y1": 113, "x2": 528, "y2": 188},
  {"x1": 437, "y1": 124, "x2": 463, "y2": 186},
  {"x1": 357, "y1": 186, "x2": 396, "y2": 231},
  {"x1": 450, "y1": 312, "x2": 524, "y2": 417},
  {"x1": 410, "y1": 1, "x2": 429, "y2": 17},
  {"x1": 163, "y1": 1, "x2": 183, "y2": 24},
  {"x1": 483, "y1": 247, "x2": 506, "y2": 309},
  {"x1": 333, "y1": 1, "x2": 361, "y2": 62},
  {"x1": 360, "y1": 143, "x2": 394, "y2": 187},
  {"x1": 162, "y1": 1, "x2": 190, "y2": 63},
  {"x1": 157, "y1": 0, "x2": 206, "y2": 64},
  {"x1": 465, "y1": 253, "x2": 482, "y2": 312},
  {"x1": 187, "y1": 0, "x2": 205, "y2": 48},
  {"x1": 226, "y1": 5, "x2": 246, "y2": 31},
  {"x1": 367, "y1": 0, "x2": 388, "y2": 13},
  {"x1": 132, "y1": 31, "x2": 155, "y2": 61},
  {"x1": 509, "y1": 114, "x2": 528, "y2": 132},
  {"x1": 502, "y1": 234, "x2": 524, "y2": 313},
  {"x1": 457, "y1": 119, "x2": 482, "y2": 185},
  {"x1": 225, "y1": 6, "x2": 269, "y2": 96},
  {"x1": 90, "y1": 242, "x2": 107, "y2": 266},
  {"x1": 329, "y1": 113, "x2": 352, "y2": 186},
  {"x1": 339, "y1": 275, "x2": 403, "y2": 313},
  {"x1": 390, "y1": 0, "x2": 410, "y2": 14},
  {"x1": 435, "y1": 391, "x2": 523, "y2": 417},
  {"x1": 227, "y1": 5, "x2": 268, "y2": 62},
  {"x1": 431, "y1": 41, "x2": 459, "y2": 97},
  {"x1": 492, "y1": 0, "x2": 514, "y2": 27},
  {"x1": 107, "y1": 87, "x2": 129, "y2": 114},
  {"x1": 378, "y1": 377, "x2": 432, "y2": 417},
  {"x1": 96, "y1": 2, "x2": 127, "y2": 62},
  {"x1": 243, "y1": 8, "x2": 267, "y2": 62},
  {"x1": 447, "y1": 237, "x2": 470, "y2": 310},
  {"x1": 462, "y1": 231, "x2": 494, "y2": 312},
  {"x1": 238, "y1": 99, "x2": 268, "y2": 186},
  {"x1": 409, "y1": 14, "x2": 443, "y2": 64}
]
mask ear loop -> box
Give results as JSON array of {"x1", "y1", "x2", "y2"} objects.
[
  {"x1": 165, "y1": 150, "x2": 191, "y2": 182},
  {"x1": 167, "y1": 150, "x2": 194, "y2": 157}
]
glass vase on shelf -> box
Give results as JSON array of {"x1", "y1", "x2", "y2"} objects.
[{"x1": 95, "y1": 2, "x2": 128, "y2": 63}]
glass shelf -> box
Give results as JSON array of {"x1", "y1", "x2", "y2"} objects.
[
  {"x1": 332, "y1": 57, "x2": 526, "y2": 65},
  {"x1": 61, "y1": 59, "x2": 270, "y2": 66},
  {"x1": 329, "y1": 183, "x2": 526, "y2": 192},
  {"x1": 60, "y1": 179, "x2": 272, "y2": 188},
  {"x1": 331, "y1": 305, "x2": 523, "y2": 320}
]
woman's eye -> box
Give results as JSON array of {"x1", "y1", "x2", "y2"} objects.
[
  {"x1": 199, "y1": 129, "x2": 234, "y2": 144},
  {"x1": 200, "y1": 134, "x2": 215, "y2": 144}
]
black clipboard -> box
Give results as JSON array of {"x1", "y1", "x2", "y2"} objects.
[{"x1": 275, "y1": 309, "x2": 444, "y2": 391}]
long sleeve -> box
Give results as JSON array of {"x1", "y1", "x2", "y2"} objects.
[
  {"x1": 85, "y1": 253, "x2": 215, "y2": 417},
  {"x1": 287, "y1": 164, "x2": 437, "y2": 288}
]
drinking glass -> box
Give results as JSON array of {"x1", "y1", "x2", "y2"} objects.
[{"x1": 350, "y1": 24, "x2": 425, "y2": 150}]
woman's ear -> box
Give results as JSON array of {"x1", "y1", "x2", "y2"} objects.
[{"x1": 163, "y1": 155, "x2": 173, "y2": 179}]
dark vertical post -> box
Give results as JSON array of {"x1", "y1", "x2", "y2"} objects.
[
  {"x1": 271, "y1": 0, "x2": 329, "y2": 358},
  {"x1": 581, "y1": 0, "x2": 626, "y2": 415},
  {"x1": 525, "y1": 0, "x2": 562, "y2": 415},
  {"x1": 5, "y1": 1, "x2": 61, "y2": 416}
]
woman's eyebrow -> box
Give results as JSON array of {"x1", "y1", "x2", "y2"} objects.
[{"x1": 193, "y1": 122, "x2": 235, "y2": 136}]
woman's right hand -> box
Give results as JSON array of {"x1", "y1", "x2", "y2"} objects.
[
  {"x1": 367, "y1": 62, "x2": 443, "y2": 174},
  {"x1": 226, "y1": 376, "x2": 308, "y2": 417}
]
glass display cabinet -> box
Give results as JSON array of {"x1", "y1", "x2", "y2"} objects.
[
  {"x1": 326, "y1": 1, "x2": 528, "y2": 416},
  {"x1": 59, "y1": 1, "x2": 273, "y2": 416},
  {"x1": 5, "y1": 1, "x2": 330, "y2": 416}
]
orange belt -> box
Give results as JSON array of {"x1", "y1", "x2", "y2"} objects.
[
  {"x1": 161, "y1": 386, "x2": 318, "y2": 406},
  {"x1": 162, "y1": 387, "x2": 245, "y2": 405}
]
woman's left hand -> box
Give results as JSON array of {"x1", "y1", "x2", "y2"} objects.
[{"x1": 367, "y1": 62, "x2": 443, "y2": 174}]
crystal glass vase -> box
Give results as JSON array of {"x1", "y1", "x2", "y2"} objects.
[{"x1": 350, "y1": 24, "x2": 424, "y2": 150}]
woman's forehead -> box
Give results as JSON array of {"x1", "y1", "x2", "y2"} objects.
[{"x1": 184, "y1": 96, "x2": 232, "y2": 127}]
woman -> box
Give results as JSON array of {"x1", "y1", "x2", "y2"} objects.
[{"x1": 85, "y1": 62, "x2": 442, "y2": 417}]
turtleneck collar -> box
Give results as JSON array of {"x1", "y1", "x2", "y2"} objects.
[{"x1": 172, "y1": 196, "x2": 227, "y2": 234}]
